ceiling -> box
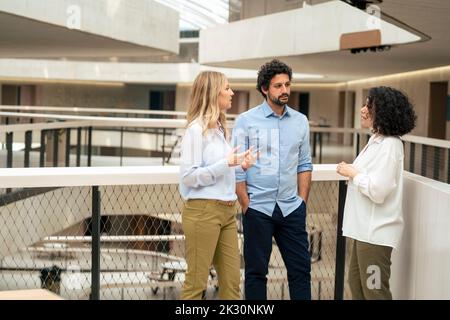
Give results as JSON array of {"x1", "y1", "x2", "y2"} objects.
[
  {"x1": 204, "y1": 0, "x2": 450, "y2": 82},
  {"x1": 0, "y1": 0, "x2": 448, "y2": 83},
  {"x1": 0, "y1": 12, "x2": 172, "y2": 59}
]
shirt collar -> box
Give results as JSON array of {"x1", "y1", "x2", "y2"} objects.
[
  {"x1": 261, "y1": 100, "x2": 290, "y2": 119},
  {"x1": 370, "y1": 133, "x2": 385, "y2": 144}
]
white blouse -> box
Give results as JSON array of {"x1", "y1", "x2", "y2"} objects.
[
  {"x1": 179, "y1": 119, "x2": 237, "y2": 201},
  {"x1": 342, "y1": 134, "x2": 404, "y2": 249}
]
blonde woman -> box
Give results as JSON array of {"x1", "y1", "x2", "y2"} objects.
[{"x1": 179, "y1": 71, "x2": 255, "y2": 300}]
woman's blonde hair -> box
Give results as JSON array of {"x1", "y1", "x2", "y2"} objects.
[{"x1": 186, "y1": 71, "x2": 228, "y2": 138}]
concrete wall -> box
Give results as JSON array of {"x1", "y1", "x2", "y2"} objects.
[
  {"x1": 0, "y1": 0, "x2": 179, "y2": 53},
  {"x1": 4, "y1": 83, "x2": 175, "y2": 110},
  {"x1": 0, "y1": 59, "x2": 202, "y2": 84},
  {"x1": 36, "y1": 84, "x2": 149, "y2": 109}
]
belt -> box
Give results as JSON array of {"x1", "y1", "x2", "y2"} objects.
[
  {"x1": 187, "y1": 199, "x2": 236, "y2": 207},
  {"x1": 216, "y1": 200, "x2": 236, "y2": 206}
]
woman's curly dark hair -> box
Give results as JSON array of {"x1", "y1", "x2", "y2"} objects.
[
  {"x1": 367, "y1": 86, "x2": 417, "y2": 136},
  {"x1": 257, "y1": 59, "x2": 292, "y2": 98}
]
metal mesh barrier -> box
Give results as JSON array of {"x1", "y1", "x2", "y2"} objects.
[
  {"x1": 0, "y1": 187, "x2": 92, "y2": 299},
  {"x1": 404, "y1": 141, "x2": 449, "y2": 184},
  {"x1": 0, "y1": 181, "x2": 345, "y2": 300}
]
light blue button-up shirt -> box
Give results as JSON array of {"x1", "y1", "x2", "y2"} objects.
[
  {"x1": 232, "y1": 101, "x2": 313, "y2": 217},
  {"x1": 179, "y1": 119, "x2": 237, "y2": 201}
]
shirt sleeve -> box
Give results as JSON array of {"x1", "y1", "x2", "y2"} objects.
[
  {"x1": 231, "y1": 115, "x2": 248, "y2": 183},
  {"x1": 297, "y1": 117, "x2": 313, "y2": 173},
  {"x1": 180, "y1": 125, "x2": 229, "y2": 188},
  {"x1": 352, "y1": 150, "x2": 400, "y2": 204}
]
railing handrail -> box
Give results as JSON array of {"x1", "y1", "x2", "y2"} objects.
[
  {"x1": 0, "y1": 105, "x2": 239, "y2": 119},
  {"x1": 0, "y1": 120, "x2": 92, "y2": 133},
  {"x1": 0, "y1": 164, "x2": 346, "y2": 188},
  {"x1": 309, "y1": 126, "x2": 450, "y2": 149},
  {"x1": 25, "y1": 246, "x2": 184, "y2": 262},
  {"x1": 43, "y1": 235, "x2": 185, "y2": 242},
  {"x1": 401, "y1": 134, "x2": 450, "y2": 149},
  {"x1": 0, "y1": 111, "x2": 187, "y2": 131}
]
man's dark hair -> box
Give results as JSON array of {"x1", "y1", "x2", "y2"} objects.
[
  {"x1": 367, "y1": 86, "x2": 417, "y2": 136},
  {"x1": 257, "y1": 59, "x2": 292, "y2": 98}
]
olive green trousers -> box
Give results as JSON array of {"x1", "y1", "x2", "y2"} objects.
[
  {"x1": 348, "y1": 239, "x2": 393, "y2": 300},
  {"x1": 181, "y1": 199, "x2": 240, "y2": 300}
]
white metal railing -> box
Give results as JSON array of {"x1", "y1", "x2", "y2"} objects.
[
  {"x1": 0, "y1": 121, "x2": 91, "y2": 134},
  {"x1": 1, "y1": 111, "x2": 448, "y2": 184},
  {"x1": 0, "y1": 111, "x2": 187, "y2": 130},
  {"x1": 0, "y1": 105, "x2": 239, "y2": 119},
  {"x1": 0, "y1": 164, "x2": 345, "y2": 188},
  {"x1": 2, "y1": 110, "x2": 449, "y2": 149},
  {"x1": 0, "y1": 164, "x2": 346, "y2": 300}
]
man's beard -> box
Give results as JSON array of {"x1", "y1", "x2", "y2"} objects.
[{"x1": 268, "y1": 93, "x2": 289, "y2": 106}]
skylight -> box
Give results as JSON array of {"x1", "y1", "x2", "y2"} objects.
[{"x1": 154, "y1": 0, "x2": 232, "y2": 31}]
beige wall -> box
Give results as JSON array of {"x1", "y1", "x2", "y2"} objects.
[
  {"x1": 229, "y1": 66, "x2": 450, "y2": 140},
  {"x1": 174, "y1": 83, "x2": 261, "y2": 113},
  {"x1": 345, "y1": 67, "x2": 450, "y2": 137},
  {"x1": 3, "y1": 66, "x2": 448, "y2": 140},
  {"x1": 231, "y1": 84, "x2": 340, "y2": 125},
  {"x1": 248, "y1": 87, "x2": 263, "y2": 110},
  {"x1": 307, "y1": 86, "x2": 340, "y2": 126},
  {"x1": 36, "y1": 84, "x2": 149, "y2": 109},
  {"x1": 447, "y1": 122, "x2": 450, "y2": 140},
  {"x1": 175, "y1": 85, "x2": 191, "y2": 112}
]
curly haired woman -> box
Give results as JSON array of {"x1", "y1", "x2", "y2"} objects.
[{"x1": 337, "y1": 86, "x2": 417, "y2": 300}]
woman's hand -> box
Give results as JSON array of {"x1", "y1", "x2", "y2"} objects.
[
  {"x1": 227, "y1": 146, "x2": 257, "y2": 168},
  {"x1": 241, "y1": 147, "x2": 258, "y2": 170},
  {"x1": 336, "y1": 161, "x2": 359, "y2": 178},
  {"x1": 227, "y1": 145, "x2": 250, "y2": 167}
]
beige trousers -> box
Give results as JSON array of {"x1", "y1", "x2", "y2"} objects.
[{"x1": 181, "y1": 199, "x2": 240, "y2": 300}]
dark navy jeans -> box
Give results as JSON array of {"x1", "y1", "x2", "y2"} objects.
[{"x1": 243, "y1": 202, "x2": 311, "y2": 300}]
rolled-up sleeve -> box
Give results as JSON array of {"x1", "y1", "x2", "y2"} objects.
[
  {"x1": 297, "y1": 118, "x2": 313, "y2": 173},
  {"x1": 232, "y1": 116, "x2": 248, "y2": 183},
  {"x1": 180, "y1": 125, "x2": 229, "y2": 188}
]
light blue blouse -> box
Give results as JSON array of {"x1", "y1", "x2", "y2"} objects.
[{"x1": 179, "y1": 119, "x2": 237, "y2": 201}]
